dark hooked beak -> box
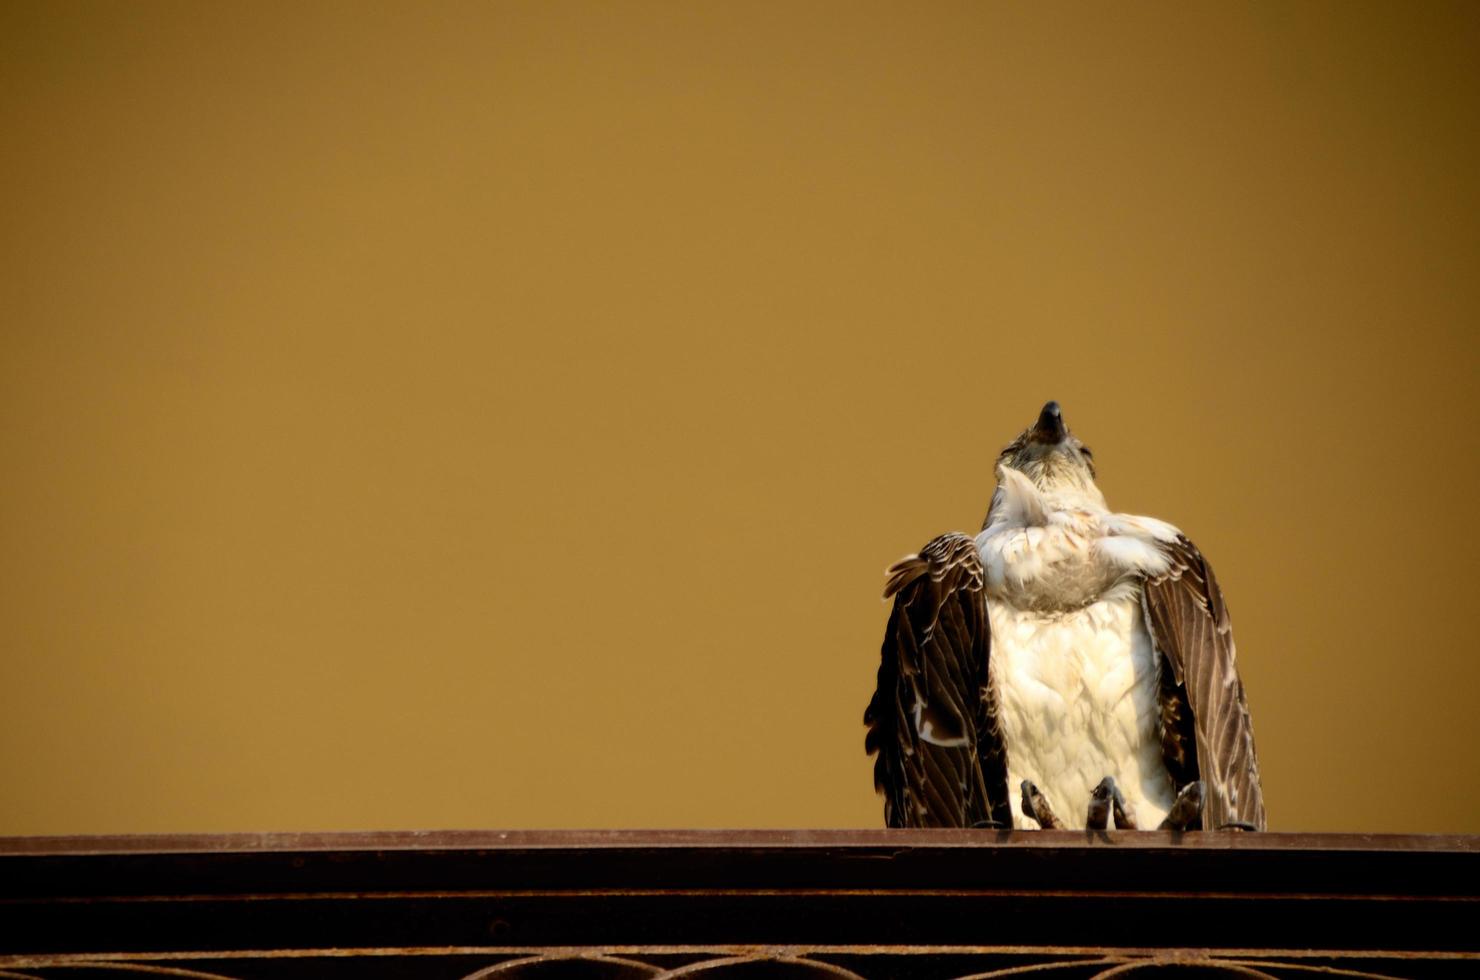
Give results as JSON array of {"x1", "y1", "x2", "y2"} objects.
[{"x1": 1029, "y1": 400, "x2": 1067, "y2": 444}]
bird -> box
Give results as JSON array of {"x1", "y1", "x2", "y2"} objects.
[{"x1": 863, "y1": 401, "x2": 1265, "y2": 831}]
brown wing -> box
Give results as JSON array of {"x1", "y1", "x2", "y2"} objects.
[
  {"x1": 863, "y1": 532, "x2": 1011, "y2": 828},
  {"x1": 1142, "y1": 535, "x2": 1267, "y2": 830}
]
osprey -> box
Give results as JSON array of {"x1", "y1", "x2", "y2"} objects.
[{"x1": 864, "y1": 401, "x2": 1265, "y2": 831}]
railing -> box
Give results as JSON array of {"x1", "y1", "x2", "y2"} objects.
[{"x1": 2, "y1": 830, "x2": 1476, "y2": 978}]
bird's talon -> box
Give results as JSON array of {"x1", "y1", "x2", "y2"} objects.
[
  {"x1": 1109, "y1": 779, "x2": 1137, "y2": 829},
  {"x1": 1020, "y1": 779, "x2": 1062, "y2": 829},
  {"x1": 1086, "y1": 776, "x2": 1117, "y2": 830},
  {"x1": 1159, "y1": 780, "x2": 1205, "y2": 831}
]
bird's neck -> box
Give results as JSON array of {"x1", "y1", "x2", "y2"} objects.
[{"x1": 976, "y1": 471, "x2": 1177, "y2": 613}]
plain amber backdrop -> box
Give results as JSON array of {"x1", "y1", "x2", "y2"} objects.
[{"x1": 2, "y1": 1, "x2": 1477, "y2": 834}]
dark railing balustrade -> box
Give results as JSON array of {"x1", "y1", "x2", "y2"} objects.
[{"x1": 1, "y1": 829, "x2": 1476, "y2": 978}]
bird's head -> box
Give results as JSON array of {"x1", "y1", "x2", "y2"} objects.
[{"x1": 994, "y1": 401, "x2": 1104, "y2": 510}]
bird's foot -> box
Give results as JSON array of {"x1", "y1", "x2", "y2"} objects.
[
  {"x1": 1020, "y1": 780, "x2": 1062, "y2": 829},
  {"x1": 1086, "y1": 775, "x2": 1136, "y2": 830},
  {"x1": 1110, "y1": 782, "x2": 1137, "y2": 830},
  {"x1": 1158, "y1": 780, "x2": 1205, "y2": 831},
  {"x1": 1086, "y1": 776, "x2": 1116, "y2": 830}
]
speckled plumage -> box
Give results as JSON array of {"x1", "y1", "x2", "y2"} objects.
[{"x1": 865, "y1": 402, "x2": 1265, "y2": 831}]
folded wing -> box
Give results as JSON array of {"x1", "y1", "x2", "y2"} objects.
[
  {"x1": 864, "y1": 532, "x2": 1011, "y2": 828},
  {"x1": 1142, "y1": 536, "x2": 1267, "y2": 830}
]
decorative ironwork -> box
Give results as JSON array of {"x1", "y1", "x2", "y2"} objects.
[
  {"x1": 0, "y1": 949, "x2": 1466, "y2": 979},
  {"x1": 2, "y1": 831, "x2": 1475, "y2": 979}
]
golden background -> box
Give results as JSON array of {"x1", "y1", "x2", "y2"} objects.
[{"x1": 2, "y1": 1, "x2": 1477, "y2": 835}]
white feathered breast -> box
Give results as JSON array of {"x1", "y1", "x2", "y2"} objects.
[{"x1": 975, "y1": 466, "x2": 1184, "y2": 829}]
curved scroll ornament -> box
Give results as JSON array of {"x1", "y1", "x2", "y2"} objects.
[
  {"x1": 459, "y1": 956, "x2": 867, "y2": 979},
  {"x1": 953, "y1": 959, "x2": 1409, "y2": 979},
  {"x1": 461, "y1": 954, "x2": 663, "y2": 978},
  {"x1": 1083, "y1": 965, "x2": 1276, "y2": 979},
  {"x1": 652, "y1": 957, "x2": 868, "y2": 979}
]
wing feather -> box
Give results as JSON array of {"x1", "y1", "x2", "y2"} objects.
[
  {"x1": 863, "y1": 532, "x2": 1011, "y2": 828},
  {"x1": 1142, "y1": 536, "x2": 1266, "y2": 830}
]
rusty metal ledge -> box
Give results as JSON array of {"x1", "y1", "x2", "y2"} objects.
[{"x1": 0, "y1": 831, "x2": 1476, "y2": 978}]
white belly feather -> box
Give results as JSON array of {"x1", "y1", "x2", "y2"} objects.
[
  {"x1": 973, "y1": 465, "x2": 1185, "y2": 830},
  {"x1": 989, "y1": 594, "x2": 1175, "y2": 829}
]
